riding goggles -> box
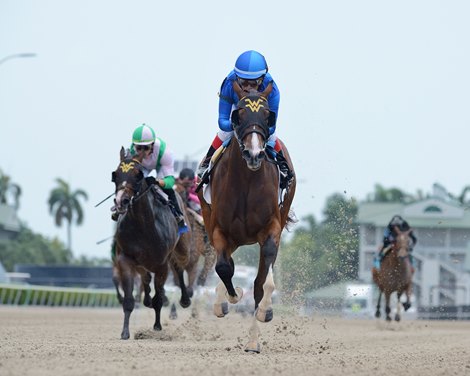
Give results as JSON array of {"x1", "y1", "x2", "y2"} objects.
[
  {"x1": 236, "y1": 76, "x2": 264, "y2": 88},
  {"x1": 135, "y1": 144, "x2": 152, "y2": 152}
]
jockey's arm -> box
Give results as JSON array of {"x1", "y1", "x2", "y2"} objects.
[
  {"x1": 267, "y1": 86, "x2": 280, "y2": 136},
  {"x1": 218, "y1": 82, "x2": 235, "y2": 132},
  {"x1": 156, "y1": 147, "x2": 176, "y2": 189}
]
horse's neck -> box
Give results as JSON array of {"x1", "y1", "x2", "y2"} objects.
[
  {"x1": 221, "y1": 142, "x2": 246, "y2": 178},
  {"x1": 385, "y1": 249, "x2": 409, "y2": 271}
]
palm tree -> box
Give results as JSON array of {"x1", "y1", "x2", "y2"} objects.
[
  {"x1": 48, "y1": 178, "x2": 88, "y2": 251},
  {"x1": 0, "y1": 168, "x2": 22, "y2": 209}
]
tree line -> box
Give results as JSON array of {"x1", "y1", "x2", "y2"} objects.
[
  {"x1": 2, "y1": 166, "x2": 470, "y2": 287},
  {"x1": 0, "y1": 169, "x2": 95, "y2": 271}
]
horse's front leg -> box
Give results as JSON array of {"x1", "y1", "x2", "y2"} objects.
[
  {"x1": 152, "y1": 266, "x2": 168, "y2": 331},
  {"x1": 375, "y1": 291, "x2": 382, "y2": 318},
  {"x1": 402, "y1": 284, "x2": 412, "y2": 312},
  {"x1": 173, "y1": 261, "x2": 191, "y2": 308},
  {"x1": 395, "y1": 292, "x2": 402, "y2": 322},
  {"x1": 385, "y1": 293, "x2": 392, "y2": 322},
  {"x1": 213, "y1": 234, "x2": 242, "y2": 317},
  {"x1": 254, "y1": 234, "x2": 278, "y2": 323},
  {"x1": 245, "y1": 233, "x2": 279, "y2": 353},
  {"x1": 118, "y1": 269, "x2": 135, "y2": 340},
  {"x1": 140, "y1": 271, "x2": 152, "y2": 308}
]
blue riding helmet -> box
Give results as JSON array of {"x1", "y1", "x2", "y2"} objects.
[{"x1": 234, "y1": 50, "x2": 268, "y2": 79}]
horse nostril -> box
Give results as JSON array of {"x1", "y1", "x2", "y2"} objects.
[
  {"x1": 242, "y1": 150, "x2": 251, "y2": 160},
  {"x1": 258, "y1": 150, "x2": 266, "y2": 159}
]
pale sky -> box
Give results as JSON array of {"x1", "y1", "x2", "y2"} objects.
[{"x1": 1, "y1": 0, "x2": 469, "y2": 259}]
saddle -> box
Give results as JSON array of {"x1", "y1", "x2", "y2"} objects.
[
  {"x1": 196, "y1": 139, "x2": 293, "y2": 193},
  {"x1": 196, "y1": 143, "x2": 229, "y2": 192}
]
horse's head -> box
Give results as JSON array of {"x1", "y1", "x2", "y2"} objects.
[
  {"x1": 111, "y1": 147, "x2": 145, "y2": 215},
  {"x1": 231, "y1": 82, "x2": 276, "y2": 171},
  {"x1": 393, "y1": 226, "x2": 412, "y2": 259}
]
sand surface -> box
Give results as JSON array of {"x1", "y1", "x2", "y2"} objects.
[{"x1": 1, "y1": 304, "x2": 470, "y2": 376}]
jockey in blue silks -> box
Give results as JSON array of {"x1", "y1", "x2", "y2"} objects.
[{"x1": 198, "y1": 50, "x2": 291, "y2": 186}]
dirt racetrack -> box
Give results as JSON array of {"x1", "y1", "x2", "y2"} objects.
[{"x1": 1, "y1": 304, "x2": 470, "y2": 376}]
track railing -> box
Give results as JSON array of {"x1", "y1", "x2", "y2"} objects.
[{"x1": 0, "y1": 283, "x2": 119, "y2": 307}]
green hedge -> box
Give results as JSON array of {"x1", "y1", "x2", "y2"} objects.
[{"x1": 0, "y1": 284, "x2": 120, "y2": 307}]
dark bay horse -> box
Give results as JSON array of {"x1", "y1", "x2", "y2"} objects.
[
  {"x1": 112, "y1": 148, "x2": 191, "y2": 339},
  {"x1": 198, "y1": 83, "x2": 296, "y2": 352},
  {"x1": 372, "y1": 226, "x2": 413, "y2": 321}
]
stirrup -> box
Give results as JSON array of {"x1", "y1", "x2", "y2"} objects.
[{"x1": 197, "y1": 160, "x2": 210, "y2": 179}]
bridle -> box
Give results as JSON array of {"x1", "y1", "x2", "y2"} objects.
[
  {"x1": 232, "y1": 95, "x2": 271, "y2": 156},
  {"x1": 112, "y1": 159, "x2": 152, "y2": 215}
]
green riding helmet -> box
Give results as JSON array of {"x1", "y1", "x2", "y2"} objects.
[{"x1": 132, "y1": 124, "x2": 156, "y2": 145}]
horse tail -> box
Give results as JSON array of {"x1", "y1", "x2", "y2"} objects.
[{"x1": 285, "y1": 209, "x2": 298, "y2": 231}]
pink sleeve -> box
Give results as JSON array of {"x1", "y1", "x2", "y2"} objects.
[{"x1": 188, "y1": 192, "x2": 200, "y2": 205}]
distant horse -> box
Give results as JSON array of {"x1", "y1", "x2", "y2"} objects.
[
  {"x1": 198, "y1": 83, "x2": 296, "y2": 352},
  {"x1": 372, "y1": 226, "x2": 413, "y2": 321},
  {"x1": 112, "y1": 148, "x2": 191, "y2": 339},
  {"x1": 169, "y1": 209, "x2": 216, "y2": 294},
  {"x1": 173, "y1": 180, "x2": 216, "y2": 292}
]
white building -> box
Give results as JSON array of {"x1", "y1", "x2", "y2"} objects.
[{"x1": 357, "y1": 197, "x2": 470, "y2": 307}]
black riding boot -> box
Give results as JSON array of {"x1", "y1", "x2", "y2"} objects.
[
  {"x1": 276, "y1": 150, "x2": 293, "y2": 190},
  {"x1": 164, "y1": 188, "x2": 188, "y2": 234},
  {"x1": 197, "y1": 146, "x2": 216, "y2": 178}
]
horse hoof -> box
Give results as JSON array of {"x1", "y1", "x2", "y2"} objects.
[
  {"x1": 375, "y1": 311, "x2": 381, "y2": 319},
  {"x1": 153, "y1": 324, "x2": 162, "y2": 331},
  {"x1": 255, "y1": 307, "x2": 273, "y2": 323},
  {"x1": 403, "y1": 302, "x2": 411, "y2": 311},
  {"x1": 244, "y1": 341, "x2": 261, "y2": 353},
  {"x1": 121, "y1": 330, "x2": 130, "y2": 340},
  {"x1": 226, "y1": 287, "x2": 243, "y2": 304},
  {"x1": 214, "y1": 302, "x2": 229, "y2": 317},
  {"x1": 180, "y1": 298, "x2": 191, "y2": 309},
  {"x1": 386, "y1": 316, "x2": 392, "y2": 322},
  {"x1": 395, "y1": 315, "x2": 401, "y2": 322}
]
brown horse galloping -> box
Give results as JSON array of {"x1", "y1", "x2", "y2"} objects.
[
  {"x1": 198, "y1": 83, "x2": 296, "y2": 353},
  {"x1": 372, "y1": 226, "x2": 413, "y2": 321},
  {"x1": 112, "y1": 148, "x2": 191, "y2": 339}
]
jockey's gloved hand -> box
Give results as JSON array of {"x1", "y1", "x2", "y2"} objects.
[{"x1": 145, "y1": 176, "x2": 157, "y2": 186}]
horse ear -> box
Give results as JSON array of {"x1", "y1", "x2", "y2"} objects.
[
  {"x1": 120, "y1": 146, "x2": 125, "y2": 161},
  {"x1": 233, "y1": 80, "x2": 244, "y2": 99},
  {"x1": 267, "y1": 111, "x2": 276, "y2": 127},
  {"x1": 261, "y1": 82, "x2": 273, "y2": 98},
  {"x1": 231, "y1": 109, "x2": 240, "y2": 126}
]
